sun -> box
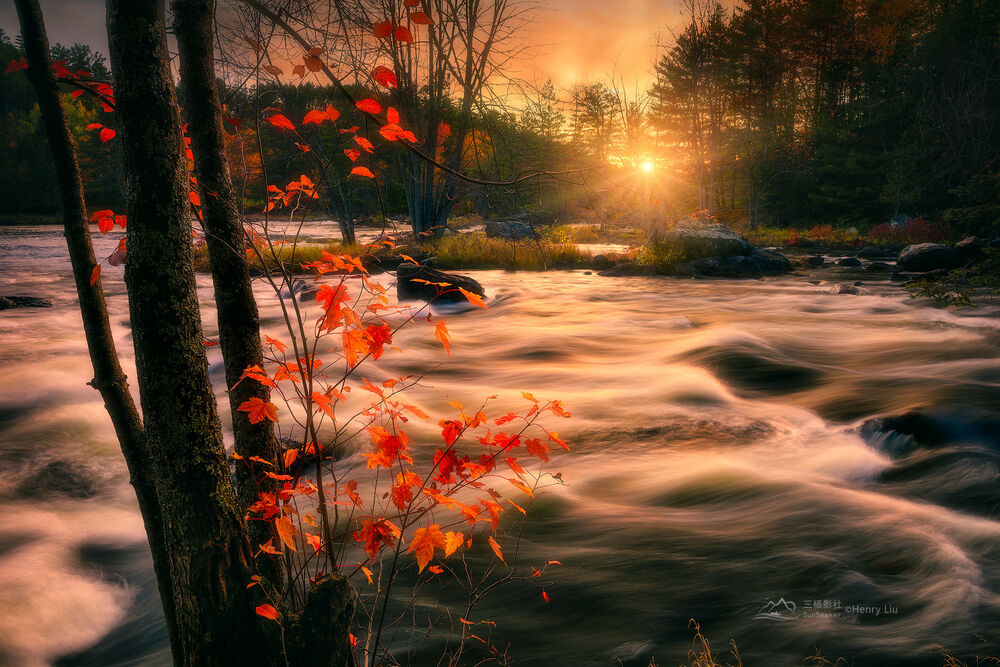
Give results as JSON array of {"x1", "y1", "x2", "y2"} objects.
[{"x1": 640, "y1": 160, "x2": 654, "y2": 173}]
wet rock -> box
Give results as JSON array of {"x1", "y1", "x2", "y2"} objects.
[
  {"x1": 598, "y1": 262, "x2": 656, "y2": 277},
  {"x1": 955, "y1": 236, "x2": 986, "y2": 262},
  {"x1": 751, "y1": 248, "x2": 792, "y2": 275},
  {"x1": 865, "y1": 261, "x2": 893, "y2": 271},
  {"x1": 898, "y1": 243, "x2": 962, "y2": 272},
  {"x1": 396, "y1": 263, "x2": 485, "y2": 304},
  {"x1": 836, "y1": 256, "x2": 862, "y2": 267},
  {"x1": 857, "y1": 245, "x2": 897, "y2": 259},
  {"x1": 484, "y1": 220, "x2": 535, "y2": 240},
  {"x1": 660, "y1": 219, "x2": 754, "y2": 260},
  {"x1": 0, "y1": 295, "x2": 53, "y2": 310},
  {"x1": 805, "y1": 255, "x2": 826, "y2": 267},
  {"x1": 830, "y1": 282, "x2": 868, "y2": 295},
  {"x1": 890, "y1": 272, "x2": 909, "y2": 282},
  {"x1": 17, "y1": 460, "x2": 98, "y2": 499}
]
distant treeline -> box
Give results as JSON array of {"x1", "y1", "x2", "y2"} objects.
[
  {"x1": 2, "y1": 0, "x2": 998, "y2": 235},
  {"x1": 647, "y1": 0, "x2": 1000, "y2": 232}
]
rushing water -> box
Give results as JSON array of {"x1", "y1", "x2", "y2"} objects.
[{"x1": 2, "y1": 224, "x2": 1000, "y2": 666}]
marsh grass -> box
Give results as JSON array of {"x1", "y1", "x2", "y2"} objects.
[{"x1": 422, "y1": 232, "x2": 589, "y2": 271}]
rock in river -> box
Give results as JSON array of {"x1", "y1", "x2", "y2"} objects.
[
  {"x1": 0, "y1": 295, "x2": 53, "y2": 310},
  {"x1": 659, "y1": 219, "x2": 755, "y2": 260},
  {"x1": 396, "y1": 263, "x2": 485, "y2": 304},
  {"x1": 897, "y1": 243, "x2": 962, "y2": 272}
]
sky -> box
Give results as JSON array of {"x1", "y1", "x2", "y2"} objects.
[{"x1": 0, "y1": 0, "x2": 687, "y2": 90}]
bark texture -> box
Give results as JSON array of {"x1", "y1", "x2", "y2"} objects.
[
  {"x1": 105, "y1": 1, "x2": 274, "y2": 664},
  {"x1": 12, "y1": 0, "x2": 180, "y2": 653},
  {"x1": 172, "y1": 0, "x2": 281, "y2": 579}
]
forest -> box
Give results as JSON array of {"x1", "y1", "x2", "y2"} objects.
[{"x1": 0, "y1": 0, "x2": 999, "y2": 666}]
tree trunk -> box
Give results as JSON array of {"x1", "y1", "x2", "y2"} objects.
[
  {"x1": 172, "y1": 0, "x2": 281, "y2": 583},
  {"x1": 106, "y1": 1, "x2": 275, "y2": 664},
  {"x1": 12, "y1": 0, "x2": 180, "y2": 654}
]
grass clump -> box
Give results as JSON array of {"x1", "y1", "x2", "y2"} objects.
[{"x1": 422, "y1": 232, "x2": 587, "y2": 271}]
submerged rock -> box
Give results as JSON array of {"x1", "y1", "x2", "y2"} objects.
[
  {"x1": 0, "y1": 295, "x2": 53, "y2": 310},
  {"x1": 830, "y1": 282, "x2": 869, "y2": 295},
  {"x1": 16, "y1": 460, "x2": 99, "y2": 499},
  {"x1": 865, "y1": 261, "x2": 893, "y2": 271},
  {"x1": 598, "y1": 262, "x2": 656, "y2": 277},
  {"x1": 898, "y1": 243, "x2": 962, "y2": 272},
  {"x1": 805, "y1": 255, "x2": 826, "y2": 267},
  {"x1": 836, "y1": 256, "x2": 862, "y2": 267},
  {"x1": 396, "y1": 263, "x2": 485, "y2": 304},
  {"x1": 857, "y1": 245, "x2": 897, "y2": 259}
]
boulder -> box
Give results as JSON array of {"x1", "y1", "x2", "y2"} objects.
[
  {"x1": 955, "y1": 236, "x2": 986, "y2": 262},
  {"x1": 598, "y1": 262, "x2": 656, "y2": 277},
  {"x1": 805, "y1": 255, "x2": 826, "y2": 267},
  {"x1": 659, "y1": 220, "x2": 754, "y2": 261},
  {"x1": 865, "y1": 261, "x2": 893, "y2": 272},
  {"x1": 857, "y1": 245, "x2": 897, "y2": 259},
  {"x1": 898, "y1": 243, "x2": 962, "y2": 272},
  {"x1": 752, "y1": 248, "x2": 793, "y2": 275},
  {"x1": 0, "y1": 295, "x2": 53, "y2": 310},
  {"x1": 830, "y1": 282, "x2": 869, "y2": 295},
  {"x1": 484, "y1": 220, "x2": 535, "y2": 240},
  {"x1": 890, "y1": 272, "x2": 909, "y2": 282},
  {"x1": 679, "y1": 255, "x2": 763, "y2": 279},
  {"x1": 396, "y1": 264, "x2": 485, "y2": 304},
  {"x1": 836, "y1": 256, "x2": 862, "y2": 267}
]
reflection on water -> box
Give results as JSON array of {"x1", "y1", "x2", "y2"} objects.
[{"x1": 1, "y1": 224, "x2": 999, "y2": 666}]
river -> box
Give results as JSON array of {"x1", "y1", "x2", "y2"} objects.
[{"x1": 1, "y1": 223, "x2": 999, "y2": 666}]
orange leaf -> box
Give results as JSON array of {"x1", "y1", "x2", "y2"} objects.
[
  {"x1": 394, "y1": 26, "x2": 414, "y2": 42},
  {"x1": 386, "y1": 107, "x2": 400, "y2": 125},
  {"x1": 350, "y1": 166, "x2": 375, "y2": 179},
  {"x1": 355, "y1": 98, "x2": 382, "y2": 115},
  {"x1": 407, "y1": 524, "x2": 446, "y2": 573},
  {"x1": 344, "y1": 148, "x2": 361, "y2": 162},
  {"x1": 428, "y1": 565, "x2": 443, "y2": 574},
  {"x1": 542, "y1": 591, "x2": 550, "y2": 603},
  {"x1": 373, "y1": 21, "x2": 393, "y2": 38},
  {"x1": 434, "y1": 320, "x2": 450, "y2": 357},
  {"x1": 275, "y1": 515, "x2": 298, "y2": 551},
  {"x1": 89, "y1": 264, "x2": 101, "y2": 286},
  {"x1": 488, "y1": 535, "x2": 505, "y2": 564},
  {"x1": 303, "y1": 109, "x2": 327, "y2": 125},
  {"x1": 262, "y1": 64, "x2": 283, "y2": 75},
  {"x1": 409, "y1": 11, "x2": 433, "y2": 24},
  {"x1": 237, "y1": 397, "x2": 279, "y2": 424},
  {"x1": 255, "y1": 603, "x2": 280, "y2": 620},
  {"x1": 189, "y1": 190, "x2": 201, "y2": 207},
  {"x1": 444, "y1": 530, "x2": 463, "y2": 557},
  {"x1": 283, "y1": 448, "x2": 298, "y2": 468},
  {"x1": 265, "y1": 114, "x2": 295, "y2": 131},
  {"x1": 372, "y1": 66, "x2": 397, "y2": 89},
  {"x1": 307, "y1": 46, "x2": 324, "y2": 56},
  {"x1": 99, "y1": 127, "x2": 115, "y2": 143},
  {"x1": 354, "y1": 136, "x2": 375, "y2": 153},
  {"x1": 324, "y1": 104, "x2": 340, "y2": 122},
  {"x1": 293, "y1": 64, "x2": 305, "y2": 78},
  {"x1": 458, "y1": 287, "x2": 487, "y2": 308}
]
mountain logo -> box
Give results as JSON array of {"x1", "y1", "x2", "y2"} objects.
[{"x1": 754, "y1": 597, "x2": 798, "y2": 622}]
